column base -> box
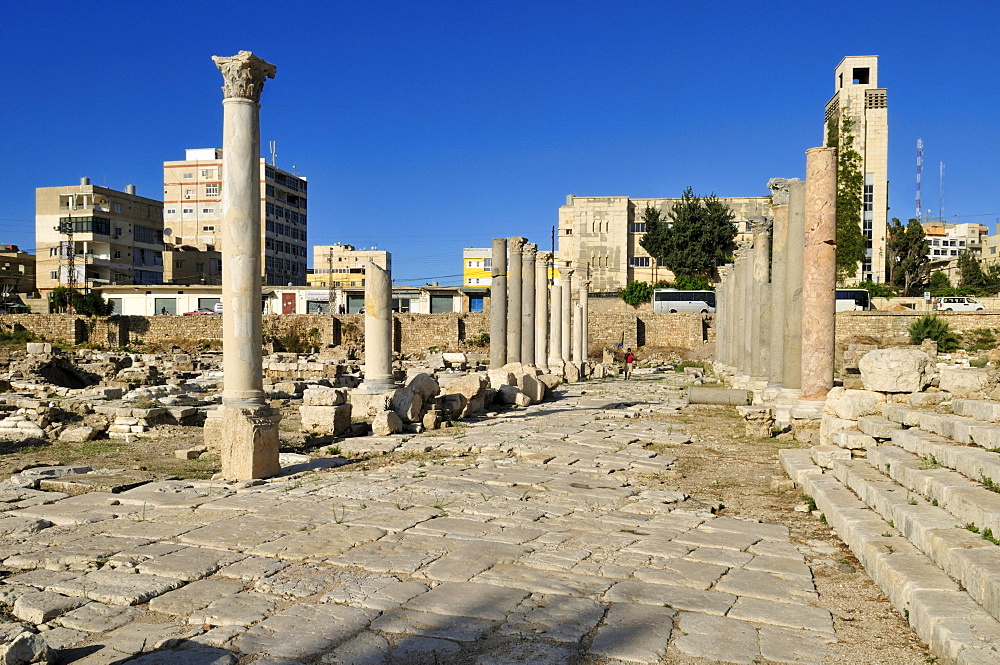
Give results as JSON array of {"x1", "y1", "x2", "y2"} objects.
[
  {"x1": 355, "y1": 380, "x2": 400, "y2": 395},
  {"x1": 205, "y1": 404, "x2": 281, "y2": 481}
]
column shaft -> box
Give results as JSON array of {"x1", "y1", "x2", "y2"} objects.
[
  {"x1": 573, "y1": 303, "x2": 584, "y2": 361},
  {"x1": 361, "y1": 262, "x2": 395, "y2": 390},
  {"x1": 751, "y1": 218, "x2": 772, "y2": 379},
  {"x1": 783, "y1": 181, "x2": 806, "y2": 389},
  {"x1": 768, "y1": 180, "x2": 792, "y2": 385},
  {"x1": 534, "y1": 253, "x2": 549, "y2": 367},
  {"x1": 521, "y1": 243, "x2": 536, "y2": 364},
  {"x1": 506, "y1": 237, "x2": 525, "y2": 364},
  {"x1": 549, "y1": 284, "x2": 563, "y2": 366},
  {"x1": 579, "y1": 277, "x2": 590, "y2": 361},
  {"x1": 561, "y1": 267, "x2": 574, "y2": 361},
  {"x1": 490, "y1": 238, "x2": 507, "y2": 367},
  {"x1": 801, "y1": 148, "x2": 837, "y2": 399}
]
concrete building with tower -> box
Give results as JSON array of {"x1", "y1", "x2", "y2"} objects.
[
  {"x1": 35, "y1": 179, "x2": 165, "y2": 295},
  {"x1": 823, "y1": 55, "x2": 889, "y2": 283},
  {"x1": 556, "y1": 195, "x2": 772, "y2": 292},
  {"x1": 163, "y1": 149, "x2": 308, "y2": 287}
]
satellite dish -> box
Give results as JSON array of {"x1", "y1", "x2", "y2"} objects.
[{"x1": 163, "y1": 228, "x2": 172, "y2": 236}]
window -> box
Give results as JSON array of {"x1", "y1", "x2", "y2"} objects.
[
  {"x1": 114, "y1": 250, "x2": 122, "y2": 259},
  {"x1": 628, "y1": 222, "x2": 647, "y2": 233},
  {"x1": 58, "y1": 216, "x2": 111, "y2": 235},
  {"x1": 630, "y1": 257, "x2": 651, "y2": 267},
  {"x1": 183, "y1": 172, "x2": 193, "y2": 179},
  {"x1": 185, "y1": 189, "x2": 194, "y2": 197},
  {"x1": 49, "y1": 247, "x2": 59, "y2": 256},
  {"x1": 852, "y1": 67, "x2": 870, "y2": 85},
  {"x1": 205, "y1": 184, "x2": 219, "y2": 196},
  {"x1": 484, "y1": 258, "x2": 492, "y2": 271},
  {"x1": 174, "y1": 261, "x2": 183, "y2": 268},
  {"x1": 114, "y1": 203, "x2": 122, "y2": 213},
  {"x1": 134, "y1": 225, "x2": 162, "y2": 245},
  {"x1": 202, "y1": 208, "x2": 214, "y2": 214},
  {"x1": 183, "y1": 207, "x2": 194, "y2": 215},
  {"x1": 50, "y1": 270, "x2": 58, "y2": 280},
  {"x1": 202, "y1": 225, "x2": 215, "y2": 233},
  {"x1": 166, "y1": 208, "x2": 176, "y2": 215},
  {"x1": 201, "y1": 169, "x2": 215, "y2": 178},
  {"x1": 266, "y1": 185, "x2": 275, "y2": 197}
]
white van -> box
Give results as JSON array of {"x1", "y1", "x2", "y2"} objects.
[
  {"x1": 934, "y1": 296, "x2": 984, "y2": 312},
  {"x1": 652, "y1": 289, "x2": 716, "y2": 313}
]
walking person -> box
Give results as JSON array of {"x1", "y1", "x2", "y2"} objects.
[{"x1": 623, "y1": 348, "x2": 634, "y2": 380}]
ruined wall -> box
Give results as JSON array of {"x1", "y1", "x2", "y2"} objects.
[
  {"x1": 836, "y1": 311, "x2": 1000, "y2": 344},
  {"x1": 0, "y1": 314, "x2": 86, "y2": 344},
  {"x1": 641, "y1": 313, "x2": 714, "y2": 350}
]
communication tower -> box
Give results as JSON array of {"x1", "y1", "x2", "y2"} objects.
[{"x1": 915, "y1": 139, "x2": 923, "y2": 221}]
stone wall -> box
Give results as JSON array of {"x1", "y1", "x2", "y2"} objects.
[
  {"x1": 0, "y1": 314, "x2": 86, "y2": 344},
  {"x1": 836, "y1": 311, "x2": 1000, "y2": 344}
]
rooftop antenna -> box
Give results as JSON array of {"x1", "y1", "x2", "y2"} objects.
[
  {"x1": 269, "y1": 141, "x2": 277, "y2": 167},
  {"x1": 915, "y1": 139, "x2": 923, "y2": 222}
]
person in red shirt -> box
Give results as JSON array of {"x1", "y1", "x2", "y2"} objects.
[{"x1": 624, "y1": 348, "x2": 634, "y2": 380}]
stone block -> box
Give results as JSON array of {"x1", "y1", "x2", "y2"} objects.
[
  {"x1": 833, "y1": 429, "x2": 876, "y2": 450},
  {"x1": 539, "y1": 374, "x2": 562, "y2": 390},
  {"x1": 390, "y1": 386, "x2": 423, "y2": 423},
  {"x1": 406, "y1": 373, "x2": 440, "y2": 400},
  {"x1": 498, "y1": 384, "x2": 531, "y2": 407},
  {"x1": 487, "y1": 369, "x2": 515, "y2": 390},
  {"x1": 857, "y1": 415, "x2": 897, "y2": 439},
  {"x1": 26, "y1": 342, "x2": 52, "y2": 355},
  {"x1": 520, "y1": 374, "x2": 546, "y2": 403},
  {"x1": 824, "y1": 387, "x2": 886, "y2": 420},
  {"x1": 939, "y1": 368, "x2": 990, "y2": 397},
  {"x1": 372, "y1": 411, "x2": 403, "y2": 436},
  {"x1": 439, "y1": 374, "x2": 489, "y2": 417},
  {"x1": 858, "y1": 347, "x2": 934, "y2": 393},
  {"x1": 303, "y1": 387, "x2": 347, "y2": 406},
  {"x1": 349, "y1": 391, "x2": 395, "y2": 418},
  {"x1": 811, "y1": 444, "x2": 851, "y2": 468},
  {"x1": 299, "y1": 405, "x2": 352, "y2": 435},
  {"x1": 564, "y1": 362, "x2": 581, "y2": 383},
  {"x1": 819, "y1": 414, "x2": 855, "y2": 446},
  {"x1": 212, "y1": 406, "x2": 281, "y2": 482}
]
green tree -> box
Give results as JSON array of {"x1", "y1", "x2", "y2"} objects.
[
  {"x1": 639, "y1": 187, "x2": 736, "y2": 280},
  {"x1": 49, "y1": 288, "x2": 114, "y2": 316},
  {"x1": 885, "y1": 218, "x2": 930, "y2": 295},
  {"x1": 909, "y1": 315, "x2": 960, "y2": 352},
  {"x1": 826, "y1": 112, "x2": 867, "y2": 282},
  {"x1": 620, "y1": 280, "x2": 653, "y2": 306},
  {"x1": 928, "y1": 271, "x2": 951, "y2": 293},
  {"x1": 958, "y1": 252, "x2": 989, "y2": 291}
]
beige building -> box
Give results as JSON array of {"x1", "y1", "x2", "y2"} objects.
[
  {"x1": 307, "y1": 244, "x2": 391, "y2": 290},
  {"x1": 162, "y1": 246, "x2": 223, "y2": 285},
  {"x1": 0, "y1": 245, "x2": 37, "y2": 296},
  {"x1": 556, "y1": 195, "x2": 772, "y2": 292},
  {"x1": 35, "y1": 179, "x2": 164, "y2": 295},
  {"x1": 823, "y1": 56, "x2": 889, "y2": 283},
  {"x1": 163, "y1": 149, "x2": 308, "y2": 287}
]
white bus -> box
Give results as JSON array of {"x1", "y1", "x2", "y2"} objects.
[
  {"x1": 835, "y1": 289, "x2": 872, "y2": 312},
  {"x1": 652, "y1": 289, "x2": 716, "y2": 313}
]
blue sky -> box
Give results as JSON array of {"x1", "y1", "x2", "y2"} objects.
[{"x1": 2, "y1": 1, "x2": 998, "y2": 284}]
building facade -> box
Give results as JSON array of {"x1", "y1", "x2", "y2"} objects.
[
  {"x1": 163, "y1": 149, "x2": 308, "y2": 287},
  {"x1": 556, "y1": 195, "x2": 772, "y2": 292},
  {"x1": 307, "y1": 244, "x2": 391, "y2": 290},
  {"x1": 0, "y1": 245, "x2": 37, "y2": 296},
  {"x1": 36, "y1": 179, "x2": 164, "y2": 294},
  {"x1": 823, "y1": 55, "x2": 889, "y2": 283},
  {"x1": 923, "y1": 221, "x2": 988, "y2": 283}
]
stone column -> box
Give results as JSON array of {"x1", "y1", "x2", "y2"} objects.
[
  {"x1": 734, "y1": 243, "x2": 752, "y2": 375},
  {"x1": 716, "y1": 265, "x2": 731, "y2": 365},
  {"x1": 358, "y1": 262, "x2": 396, "y2": 392},
  {"x1": 801, "y1": 147, "x2": 837, "y2": 399},
  {"x1": 506, "y1": 237, "x2": 525, "y2": 364},
  {"x1": 561, "y1": 265, "x2": 574, "y2": 362},
  {"x1": 490, "y1": 238, "x2": 507, "y2": 368},
  {"x1": 783, "y1": 180, "x2": 805, "y2": 390},
  {"x1": 534, "y1": 252, "x2": 549, "y2": 368},
  {"x1": 549, "y1": 283, "x2": 563, "y2": 368},
  {"x1": 521, "y1": 243, "x2": 536, "y2": 365},
  {"x1": 579, "y1": 271, "x2": 590, "y2": 361},
  {"x1": 206, "y1": 50, "x2": 280, "y2": 481},
  {"x1": 750, "y1": 216, "x2": 772, "y2": 380},
  {"x1": 767, "y1": 178, "x2": 791, "y2": 385},
  {"x1": 573, "y1": 303, "x2": 584, "y2": 362}
]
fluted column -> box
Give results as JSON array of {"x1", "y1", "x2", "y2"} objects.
[
  {"x1": 560, "y1": 265, "x2": 574, "y2": 362},
  {"x1": 490, "y1": 238, "x2": 507, "y2": 367},
  {"x1": 521, "y1": 243, "x2": 536, "y2": 364},
  {"x1": 506, "y1": 237, "x2": 525, "y2": 364},
  {"x1": 784, "y1": 180, "x2": 806, "y2": 390},
  {"x1": 359, "y1": 262, "x2": 396, "y2": 392},
  {"x1": 802, "y1": 147, "x2": 837, "y2": 399},
  {"x1": 534, "y1": 252, "x2": 549, "y2": 367},
  {"x1": 751, "y1": 216, "x2": 772, "y2": 379},
  {"x1": 208, "y1": 50, "x2": 280, "y2": 480},
  {"x1": 767, "y1": 178, "x2": 792, "y2": 385}
]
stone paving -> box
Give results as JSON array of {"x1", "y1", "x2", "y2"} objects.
[{"x1": 1, "y1": 374, "x2": 839, "y2": 664}]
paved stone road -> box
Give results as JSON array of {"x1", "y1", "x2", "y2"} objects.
[{"x1": 1, "y1": 375, "x2": 840, "y2": 664}]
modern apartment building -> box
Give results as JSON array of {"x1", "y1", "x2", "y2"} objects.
[
  {"x1": 462, "y1": 248, "x2": 492, "y2": 287},
  {"x1": 35, "y1": 179, "x2": 164, "y2": 294},
  {"x1": 927, "y1": 221, "x2": 989, "y2": 282},
  {"x1": 307, "y1": 244, "x2": 391, "y2": 289},
  {"x1": 556, "y1": 195, "x2": 772, "y2": 292},
  {"x1": 823, "y1": 55, "x2": 889, "y2": 283},
  {"x1": 163, "y1": 149, "x2": 308, "y2": 286},
  {"x1": 0, "y1": 245, "x2": 37, "y2": 296}
]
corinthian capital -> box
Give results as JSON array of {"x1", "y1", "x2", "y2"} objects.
[
  {"x1": 213, "y1": 51, "x2": 276, "y2": 102},
  {"x1": 749, "y1": 216, "x2": 773, "y2": 237},
  {"x1": 508, "y1": 237, "x2": 527, "y2": 252},
  {"x1": 536, "y1": 252, "x2": 552, "y2": 268},
  {"x1": 523, "y1": 242, "x2": 537, "y2": 259}
]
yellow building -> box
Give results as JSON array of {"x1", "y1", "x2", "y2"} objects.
[{"x1": 308, "y1": 244, "x2": 391, "y2": 289}]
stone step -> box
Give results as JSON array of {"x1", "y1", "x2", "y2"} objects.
[
  {"x1": 882, "y1": 404, "x2": 924, "y2": 427},
  {"x1": 831, "y1": 456, "x2": 1000, "y2": 623},
  {"x1": 954, "y1": 399, "x2": 1000, "y2": 424},
  {"x1": 779, "y1": 449, "x2": 1000, "y2": 664},
  {"x1": 867, "y1": 445, "x2": 1000, "y2": 539},
  {"x1": 892, "y1": 429, "x2": 1000, "y2": 492},
  {"x1": 856, "y1": 415, "x2": 898, "y2": 439}
]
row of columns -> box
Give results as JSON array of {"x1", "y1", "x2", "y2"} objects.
[
  {"x1": 716, "y1": 146, "x2": 837, "y2": 401},
  {"x1": 489, "y1": 237, "x2": 590, "y2": 370}
]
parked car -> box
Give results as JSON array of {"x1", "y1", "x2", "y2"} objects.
[
  {"x1": 183, "y1": 308, "x2": 216, "y2": 316},
  {"x1": 934, "y1": 296, "x2": 985, "y2": 312}
]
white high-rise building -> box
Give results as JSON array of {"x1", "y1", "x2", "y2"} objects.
[{"x1": 823, "y1": 56, "x2": 889, "y2": 283}]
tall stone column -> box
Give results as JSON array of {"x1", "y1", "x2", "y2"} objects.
[
  {"x1": 534, "y1": 252, "x2": 549, "y2": 367},
  {"x1": 716, "y1": 265, "x2": 731, "y2": 364},
  {"x1": 206, "y1": 51, "x2": 280, "y2": 481},
  {"x1": 521, "y1": 243, "x2": 536, "y2": 365},
  {"x1": 801, "y1": 147, "x2": 837, "y2": 399},
  {"x1": 490, "y1": 238, "x2": 507, "y2": 368},
  {"x1": 751, "y1": 216, "x2": 772, "y2": 379},
  {"x1": 549, "y1": 283, "x2": 563, "y2": 368},
  {"x1": 561, "y1": 265, "x2": 574, "y2": 362},
  {"x1": 767, "y1": 178, "x2": 792, "y2": 385},
  {"x1": 739, "y1": 243, "x2": 754, "y2": 375},
  {"x1": 506, "y1": 237, "x2": 525, "y2": 364},
  {"x1": 573, "y1": 303, "x2": 584, "y2": 362},
  {"x1": 359, "y1": 262, "x2": 396, "y2": 392},
  {"x1": 579, "y1": 270, "x2": 590, "y2": 361},
  {"x1": 783, "y1": 180, "x2": 805, "y2": 390}
]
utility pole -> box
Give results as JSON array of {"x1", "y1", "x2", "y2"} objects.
[{"x1": 327, "y1": 247, "x2": 335, "y2": 314}]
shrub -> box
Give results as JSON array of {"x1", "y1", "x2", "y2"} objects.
[
  {"x1": 620, "y1": 281, "x2": 653, "y2": 306},
  {"x1": 673, "y1": 274, "x2": 712, "y2": 291},
  {"x1": 465, "y1": 332, "x2": 490, "y2": 347},
  {"x1": 966, "y1": 328, "x2": 997, "y2": 353},
  {"x1": 909, "y1": 315, "x2": 960, "y2": 352}
]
